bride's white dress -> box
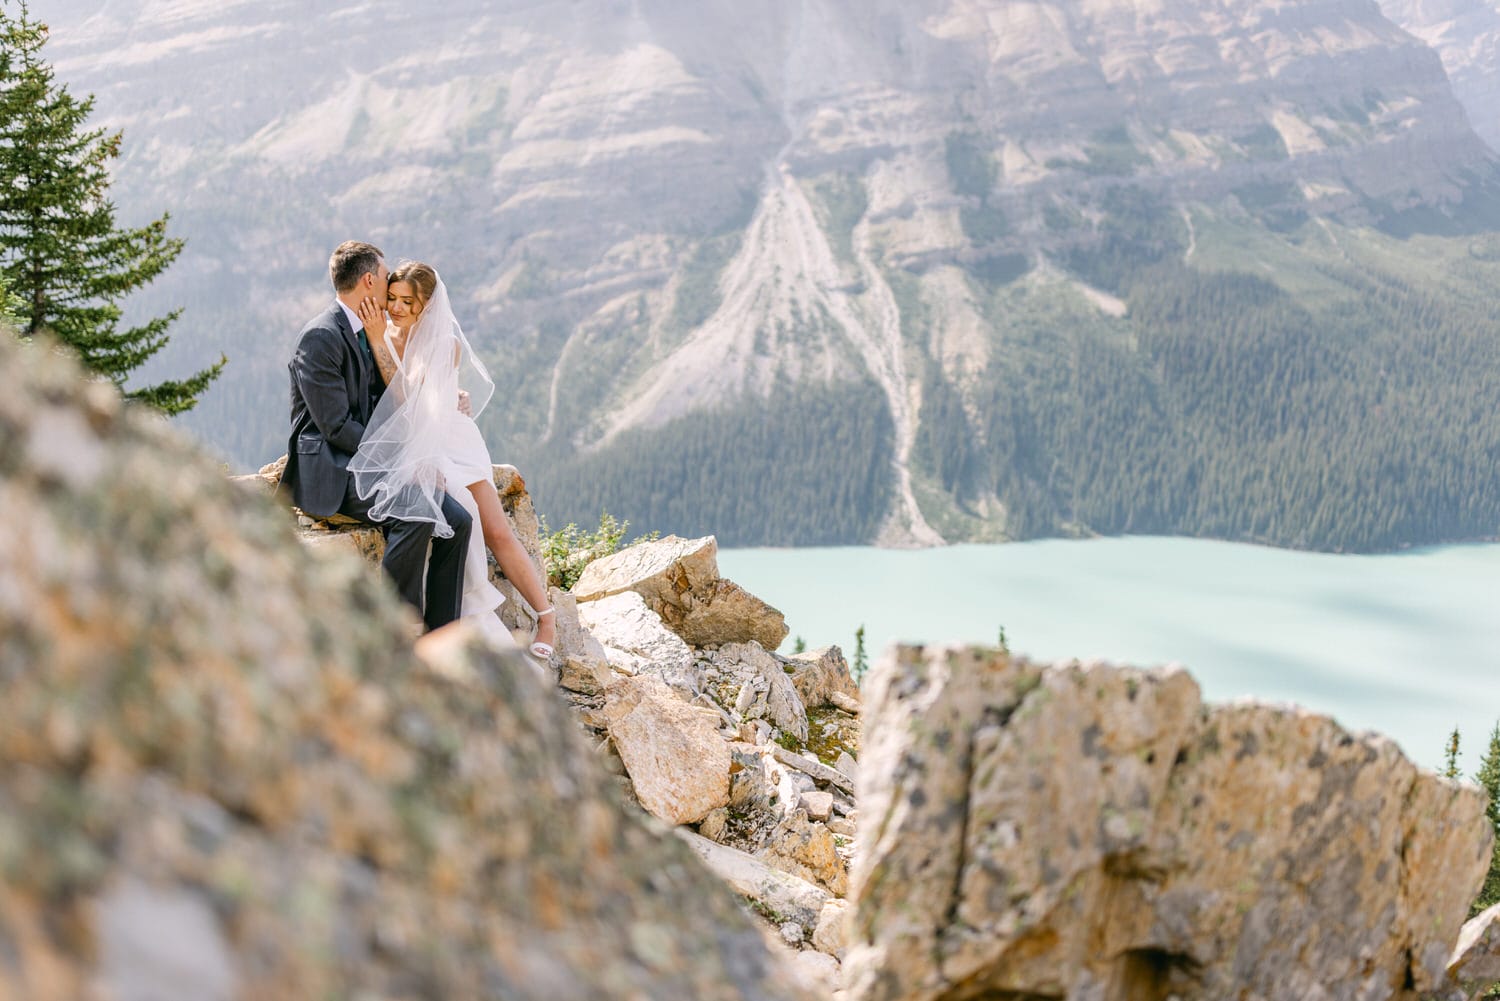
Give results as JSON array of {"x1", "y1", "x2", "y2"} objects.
[
  {"x1": 442, "y1": 412, "x2": 519, "y2": 651},
  {"x1": 346, "y1": 272, "x2": 523, "y2": 652}
]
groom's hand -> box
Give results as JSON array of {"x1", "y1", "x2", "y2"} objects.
[
  {"x1": 457, "y1": 389, "x2": 472, "y2": 416},
  {"x1": 357, "y1": 296, "x2": 387, "y2": 340}
]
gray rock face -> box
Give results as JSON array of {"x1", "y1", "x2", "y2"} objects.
[
  {"x1": 845, "y1": 645, "x2": 1492, "y2": 1001},
  {"x1": 1382, "y1": 0, "x2": 1500, "y2": 152},
  {"x1": 0, "y1": 334, "x2": 814, "y2": 1001}
]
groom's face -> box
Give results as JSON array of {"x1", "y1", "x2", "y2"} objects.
[{"x1": 368, "y1": 260, "x2": 390, "y2": 301}]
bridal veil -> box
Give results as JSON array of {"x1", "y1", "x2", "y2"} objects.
[{"x1": 349, "y1": 273, "x2": 494, "y2": 536}]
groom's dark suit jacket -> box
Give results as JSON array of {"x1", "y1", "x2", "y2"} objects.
[{"x1": 282, "y1": 302, "x2": 380, "y2": 518}]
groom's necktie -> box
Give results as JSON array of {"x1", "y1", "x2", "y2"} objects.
[
  {"x1": 355, "y1": 328, "x2": 374, "y2": 368},
  {"x1": 354, "y1": 328, "x2": 381, "y2": 411}
]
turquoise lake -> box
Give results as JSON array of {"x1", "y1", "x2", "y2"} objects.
[{"x1": 719, "y1": 537, "x2": 1500, "y2": 774}]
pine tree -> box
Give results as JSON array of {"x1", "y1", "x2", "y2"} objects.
[
  {"x1": 853, "y1": 625, "x2": 868, "y2": 686},
  {"x1": 1445, "y1": 727, "x2": 1463, "y2": 781},
  {"x1": 1472, "y1": 722, "x2": 1500, "y2": 917},
  {"x1": 0, "y1": 273, "x2": 18, "y2": 328},
  {"x1": 792, "y1": 636, "x2": 806, "y2": 654},
  {"x1": 0, "y1": 3, "x2": 222, "y2": 414}
]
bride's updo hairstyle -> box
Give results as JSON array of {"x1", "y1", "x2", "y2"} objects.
[{"x1": 389, "y1": 261, "x2": 439, "y2": 312}]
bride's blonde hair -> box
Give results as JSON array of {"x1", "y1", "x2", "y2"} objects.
[{"x1": 389, "y1": 261, "x2": 439, "y2": 309}]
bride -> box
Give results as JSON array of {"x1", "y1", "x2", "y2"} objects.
[{"x1": 348, "y1": 261, "x2": 557, "y2": 660}]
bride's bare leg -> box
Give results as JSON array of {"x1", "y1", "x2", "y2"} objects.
[{"x1": 467, "y1": 480, "x2": 557, "y2": 653}]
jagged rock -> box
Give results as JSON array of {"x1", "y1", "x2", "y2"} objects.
[
  {"x1": 486, "y1": 465, "x2": 547, "y2": 635},
  {"x1": 762, "y1": 813, "x2": 850, "y2": 897},
  {"x1": 845, "y1": 646, "x2": 1492, "y2": 1001},
  {"x1": 574, "y1": 534, "x2": 789, "y2": 650},
  {"x1": 801, "y1": 791, "x2": 835, "y2": 822},
  {"x1": 1436, "y1": 904, "x2": 1500, "y2": 1001},
  {"x1": 829, "y1": 691, "x2": 861, "y2": 715},
  {"x1": 550, "y1": 587, "x2": 611, "y2": 694},
  {"x1": 675, "y1": 830, "x2": 831, "y2": 931},
  {"x1": 784, "y1": 645, "x2": 859, "y2": 710},
  {"x1": 730, "y1": 744, "x2": 773, "y2": 811},
  {"x1": 260, "y1": 455, "x2": 549, "y2": 639},
  {"x1": 605, "y1": 674, "x2": 731, "y2": 825},
  {"x1": 813, "y1": 898, "x2": 853, "y2": 959},
  {"x1": 0, "y1": 334, "x2": 814, "y2": 1001},
  {"x1": 835, "y1": 751, "x2": 858, "y2": 782},
  {"x1": 578, "y1": 590, "x2": 701, "y2": 693},
  {"x1": 711, "y1": 641, "x2": 809, "y2": 743},
  {"x1": 771, "y1": 744, "x2": 856, "y2": 795}
]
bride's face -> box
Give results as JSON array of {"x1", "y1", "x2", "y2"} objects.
[{"x1": 386, "y1": 280, "x2": 423, "y2": 331}]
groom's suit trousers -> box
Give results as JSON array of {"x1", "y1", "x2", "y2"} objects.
[{"x1": 338, "y1": 482, "x2": 473, "y2": 631}]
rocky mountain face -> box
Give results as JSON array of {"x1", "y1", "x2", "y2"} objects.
[
  {"x1": 31, "y1": 0, "x2": 1500, "y2": 548},
  {"x1": 1380, "y1": 0, "x2": 1500, "y2": 152}
]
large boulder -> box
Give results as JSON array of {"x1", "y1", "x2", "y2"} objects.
[
  {"x1": 0, "y1": 334, "x2": 814, "y2": 1001},
  {"x1": 243, "y1": 458, "x2": 548, "y2": 639},
  {"x1": 573, "y1": 534, "x2": 789, "y2": 650},
  {"x1": 578, "y1": 590, "x2": 701, "y2": 693},
  {"x1": 783, "y1": 644, "x2": 860, "y2": 711},
  {"x1": 605, "y1": 675, "x2": 733, "y2": 826},
  {"x1": 844, "y1": 646, "x2": 1492, "y2": 1001}
]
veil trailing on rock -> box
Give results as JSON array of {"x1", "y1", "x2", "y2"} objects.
[{"x1": 349, "y1": 274, "x2": 494, "y2": 537}]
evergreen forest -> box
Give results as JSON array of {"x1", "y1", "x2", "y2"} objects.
[
  {"x1": 529, "y1": 381, "x2": 895, "y2": 547},
  {"x1": 911, "y1": 198, "x2": 1500, "y2": 552}
]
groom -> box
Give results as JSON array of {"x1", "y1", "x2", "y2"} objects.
[{"x1": 281, "y1": 240, "x2": 472, "y2": 630}]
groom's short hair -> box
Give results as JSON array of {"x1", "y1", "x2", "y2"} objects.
[{"x1": 329, "y1": 241, "x2": 384, "y2": 292}]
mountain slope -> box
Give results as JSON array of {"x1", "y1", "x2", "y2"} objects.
[
  {"x1": 1381, "y1": 0, "x2": 1500, "y2": 153},
  {"x1": 30, "y1": 0, "x2": 1500, "y2": 549}
]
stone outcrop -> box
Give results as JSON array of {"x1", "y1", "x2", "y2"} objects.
[
  {"x1": 578, "y1": 590, "x2": 701, "y2": 692},
  {"x1": 704, "y1": 641, "x2": 810, "y2": 744},
  {"x1": 677, "y1": 830, "x2": 832, "y2": 932},
  {"x1": 783, "y1": 645, "x2": 860, "y2": 711},
  {"x1": 253, "y1": 437, "x2": 862, "y2": 977},
  {"x1": 241, "y1": 457, "x2": 549, "y2": 641},
  {"x1": 549, "y1": 587, "x2": 612, "y2": 694},
  {"x1": 605, "y1": 674, "x2": 732, "y2": 825},
  {"x1": 0, "y1": 334, "x2": 815, "y2": 1001},
  {"x1": 845, "y1": 646, "x2": 1493, "y2": 1001},
  {"x1": 1432, "y1": 904, "x2": 1500, "y2": 1001},
  {"x1": 574, "y1": 534, "x2": 789, "y2": 650}
]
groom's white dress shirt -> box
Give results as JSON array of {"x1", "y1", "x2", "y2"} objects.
[{"x1": 337, "y1": 299, "x2": 363, "y2": 335}]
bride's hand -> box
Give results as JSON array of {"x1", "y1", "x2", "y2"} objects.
[{"x1": 358, "y1": 296, "x2": 387, "y2": 339}]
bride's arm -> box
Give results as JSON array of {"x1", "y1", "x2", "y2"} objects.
[{"x1": 371, "y1": 336, "x2": 400, "y2": 388}]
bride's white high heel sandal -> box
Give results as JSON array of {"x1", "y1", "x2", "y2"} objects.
[{"x1": 529, "y1": 607, "x2": 556, "y2": 661}]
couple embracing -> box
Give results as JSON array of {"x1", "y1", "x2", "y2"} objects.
[{"x1": 281, "y1": 240, "x2": 556, "y2": 659}]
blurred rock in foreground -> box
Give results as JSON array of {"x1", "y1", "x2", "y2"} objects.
[{"x1": 0, "y1": 333, "x2": 813, "y2": 1001}]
